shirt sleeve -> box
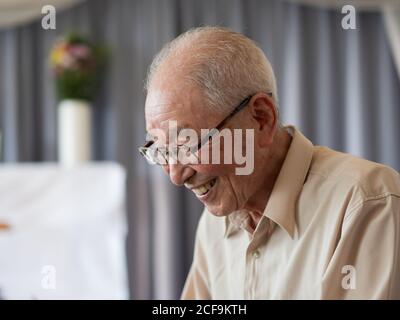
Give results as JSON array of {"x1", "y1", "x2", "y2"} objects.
[
  {"x1": 321, "y1": 194, "x2": 400, "y2": 299},
  {"x1": 181, "y1": 212, "x2": 212, "y2": 300}
]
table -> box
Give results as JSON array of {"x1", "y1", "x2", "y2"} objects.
[{"x1": 0, "y1": 162, "x2": 128, "y2": 299}]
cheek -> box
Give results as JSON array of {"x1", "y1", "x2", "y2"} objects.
[
  {"x1": 190, "y1": 163, "x2": 235, "y2": 176},
  {"x1": 224, "y1": 174, "x2": 251, "y2": 202}
]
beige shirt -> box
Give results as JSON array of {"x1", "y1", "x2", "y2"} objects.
[{"x1": 181, "y1": 126, "x2": 400, "y2": 299}]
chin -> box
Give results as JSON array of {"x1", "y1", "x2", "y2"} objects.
[{"x1": 205, "y1": 202, "x2": 236, "y2": 217}]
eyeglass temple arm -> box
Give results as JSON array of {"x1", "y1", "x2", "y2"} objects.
[{"x1": 195, "y1": 92, "x2": 272, "y2": 152}]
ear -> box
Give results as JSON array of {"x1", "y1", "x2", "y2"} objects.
[{"x1": 249, "y1": 93, "x2": 278, "y2": 147}]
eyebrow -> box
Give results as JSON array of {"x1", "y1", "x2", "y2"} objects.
[
  {"x1": 176, "y1": 126, "x2": 185, "y2": 135},
  {"x1": 146, "y1": 124, "x2": 198, "y2": 144},
  {"x1": 148, "y1": 124, "x2": 196, "y2": 136},
  {"x1": 176, "y1": 123, "x2": 195, "y2": 134}
]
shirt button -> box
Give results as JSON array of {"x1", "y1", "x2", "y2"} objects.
[{"x1": 253, "y1": 250, "x2": 260, "y2": 259}]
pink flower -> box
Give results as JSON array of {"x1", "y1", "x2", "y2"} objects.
[{"x1": 68, "y1": 45, "x2": 91, "y2": 59}]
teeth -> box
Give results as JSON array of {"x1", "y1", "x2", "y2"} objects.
[{"x1": 192, "y1": 179, "x2": 216, "y2": 196}]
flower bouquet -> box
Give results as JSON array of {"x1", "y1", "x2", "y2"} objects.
[
  {"x1": 49, "y1": 33, "x2": 106, "y2": 165},
  {"x1": 50, "y1": 33, "x2": 106, "y2": 101}
]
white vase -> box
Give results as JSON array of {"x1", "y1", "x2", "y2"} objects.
[{"x1": 58, "y1": 99, "x2": 92, "y2": 165}]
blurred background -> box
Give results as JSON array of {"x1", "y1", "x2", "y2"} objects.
[{"x1": 0, "y1": 0, "x2": 399, "y2": 299}]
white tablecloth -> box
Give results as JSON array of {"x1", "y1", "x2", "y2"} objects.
[{"x1": 0, "y1": 162, "x2": 128, "y2": 299}]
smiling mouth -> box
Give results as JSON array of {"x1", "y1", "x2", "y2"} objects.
[{"x1": 191, "y1": 178, "x2": 217, "y2": 196}]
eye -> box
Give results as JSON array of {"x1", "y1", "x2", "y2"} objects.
[{"x1": 177, "y1": 135, "x2": 191, "y2": 144}]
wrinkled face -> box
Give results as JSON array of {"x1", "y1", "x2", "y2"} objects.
[{"x1": 145, "y1": 83, "x2": 271, "y2": 216}]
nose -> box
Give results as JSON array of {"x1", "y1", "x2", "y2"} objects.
[{"x1": 163, "y1": 163, "x2": 195, "y2": 186}]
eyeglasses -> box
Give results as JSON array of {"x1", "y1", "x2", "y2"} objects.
[{"x1": 139, "y1": 92, "x2": 273, "y2": 165}]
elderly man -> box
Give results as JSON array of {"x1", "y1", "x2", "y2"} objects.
[{"x1": 140, "y1": 26, "x2": 400, "y2": 299}]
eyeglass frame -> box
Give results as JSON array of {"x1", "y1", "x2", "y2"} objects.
[{"x1": 139, "y1": 91, "x2": 273, "y2": 165}]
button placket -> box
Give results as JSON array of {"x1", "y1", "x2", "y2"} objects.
[
  {"x1": 244, "y1": 217, "x2": 273, "y2": 299},
  {"x1": 252, "y1": 250, "x2": 260, "y2": 259}
]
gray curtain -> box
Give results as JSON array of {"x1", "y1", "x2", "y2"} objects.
[{"x1": 0, "y1": 0, "x2": 399, "y2": 299}]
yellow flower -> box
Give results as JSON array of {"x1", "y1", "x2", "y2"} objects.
[{"x1": 50, "y1": 43, "x2": 68, "y2": 67}]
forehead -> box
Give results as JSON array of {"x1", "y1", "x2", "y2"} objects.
[{"x1": 145, "y1": 85, "x2": 214, "y2": 132}]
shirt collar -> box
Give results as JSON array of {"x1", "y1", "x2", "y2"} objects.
[{"x1": 224, "y1": 125, "x2": 314, "y2": 239}]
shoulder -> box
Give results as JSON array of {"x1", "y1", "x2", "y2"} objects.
[
  {"x1": 309, "y1": 146, "x2": 400, "y2": 201},
  {"x1": 304, "y1": 147, "x2": 400, "y2": 242}
]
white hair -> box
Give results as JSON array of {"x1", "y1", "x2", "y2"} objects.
[{"x1": 145, "y1": 26, "x2": 279, "y2": 115}]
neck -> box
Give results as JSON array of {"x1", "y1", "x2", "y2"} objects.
[{"x1": 243, "y1": 127, "x2": 292, "y2": 227}]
